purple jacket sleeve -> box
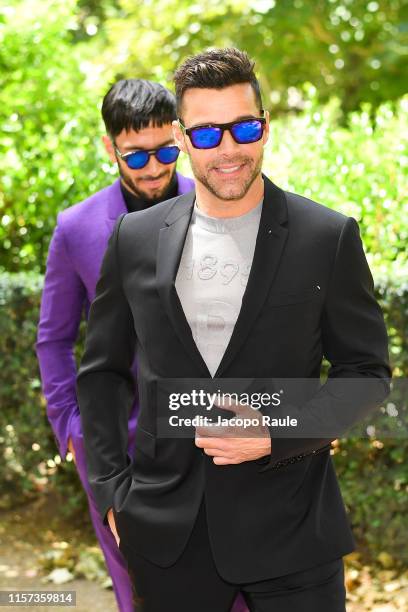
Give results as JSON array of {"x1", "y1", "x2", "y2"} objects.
[{"x1": 35, "y1": 213, "x2": 87, "y2": 460}]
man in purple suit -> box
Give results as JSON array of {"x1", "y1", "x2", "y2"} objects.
[
  {"x1": 35, "y1": 79, "x2": 197, "y2": 611},
  {"x1": 36, "y1": 78, "x2": 247, "y2": 612}
]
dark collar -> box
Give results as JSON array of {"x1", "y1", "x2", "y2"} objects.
[
  {"x1": 163, "y1": 173, "x2": 287, "y2": 227},
  {"x1": 120, "y1": 172, "x2": 179, "y2": 213}
]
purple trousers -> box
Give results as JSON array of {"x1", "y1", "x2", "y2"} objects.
[{"x1": 70, "y1": 414, "x2": 248, "y2": 612}]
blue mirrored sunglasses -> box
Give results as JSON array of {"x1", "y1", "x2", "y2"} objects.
[
  {"x1": 178, "y1": 114, "x2": 266, "y2": 149},
  {"x1": 114, "y1": 144, "x2": 180, "y2": 169}
]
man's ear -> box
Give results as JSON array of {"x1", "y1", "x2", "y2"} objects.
[
  {"x1": 172, "y1": 119, "x2": 188, "y2": 154},
  {"x1": 102, "y1": 135, "x2": 117, "y2": 164},
  {"x1": 262, "y1": 110, "x2": 270, "y2": 146}
]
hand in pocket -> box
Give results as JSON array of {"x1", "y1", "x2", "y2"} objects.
[
  {"x1": 67, "y1": 436, "x2": 76, "y2": 464},
  {"x1": 107, "y1": 508, "x2": 120, "y2": 547}
]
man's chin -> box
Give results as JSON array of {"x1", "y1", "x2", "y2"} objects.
[
  {"x1": 196, "y1": 158, "x2": 262, "y2": 202},
  {"x1": 130, "y1": 183, "x2": 169, "y2": 203},
  {"x1": 141, "y1": 187, "x2": 169, "y2": 203},
  {"x1": 136, "y1": 174, "x2": 177, "y2": 202},
  {"x1": 205, "y1": 180, "x2": 253, "y2": 202}
]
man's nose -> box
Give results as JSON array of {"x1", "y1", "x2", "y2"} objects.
[
  {"x1": 216, "y1": 129, "x2": 240, "y2": 155},
  {"x1": 144, "y1": 154, "x2": 162, "y2": 175}
]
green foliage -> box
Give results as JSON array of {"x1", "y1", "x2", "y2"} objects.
[
  {"x1": 2, "y1": 66, "x2": 407, "y2": 273},
  {"x1": 334, "y1": 437, "x2": 408, "y2": 569},
  {"x1": 100, "y1": 0, "x2": 408, "y2": 115},
  {"x1": 1, "y1": 1, "x2": 406, "y2": 274},
  {"x1": 0, "y1": 0, "x2": 111, "y2": 272},
  {"x1": 333, "y1": 275, "x2": 408, "y2": 569},
  {"x1": 262, "y1": 93, "x2": 408, "y2": 271},
  {"x1": 0, "y1": 271, "x2": 87, "y2": 514}
]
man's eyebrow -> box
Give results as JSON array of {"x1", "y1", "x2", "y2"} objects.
[
  {"x1": 188, "y1": 114, "x2": 260, "y2": 128},
  {"x1": 122, "y1": 138, "x2": 175, "y2": 152}
]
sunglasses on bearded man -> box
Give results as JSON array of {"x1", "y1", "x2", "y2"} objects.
[{"x1": 114, "y1": 143, "x2": 180, "y2": 170}]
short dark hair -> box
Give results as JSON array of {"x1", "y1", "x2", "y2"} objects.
[
  {"x1": 173, "y1": 48, "x2": 263, "y2": 117},
  {"x1": 101, "y1": 79, "x2": 177, "y2": 137}
]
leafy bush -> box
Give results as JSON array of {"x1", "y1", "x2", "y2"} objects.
[
  {"x1": 333, "y1": 271, "x2": 408, "y2": 569},
  {"x1": 0, "y1": 272, "x2": 87, "y2": 516},
  {"x1": 1, "y1": 1, "x2": 407, "y2": 275},
  {"x1": 0, "y1": 0, "x2": 111, "y2": 272},
  {"x1": 262, "y1": 92, "x2": 407, "y2": 269}
]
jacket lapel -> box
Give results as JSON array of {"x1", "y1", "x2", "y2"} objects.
[
  {"x1": 155, "y1": 175, "x2": 289, "y2": 379},
  {"x1": 213, "y1": 176, "x2": 288, "y2": 377},
  {"x1": 156, "y1": 190, "x2": 212, "y2": 376},
  {"x1": 107, "y1": 179, "x2": 127, "y2": 219}
]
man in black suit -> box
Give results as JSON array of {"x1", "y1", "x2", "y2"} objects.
[{"x1": 76, "y1": 47, "x2": 391, "y2": 612}]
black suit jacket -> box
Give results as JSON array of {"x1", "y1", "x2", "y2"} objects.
[{"x1": 76, "y1": 175, "x2": 391, "y2": 581}]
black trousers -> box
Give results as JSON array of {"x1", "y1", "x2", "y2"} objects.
[{"x1": 119, "y1": 497, "x2": 346, "y2": 612}]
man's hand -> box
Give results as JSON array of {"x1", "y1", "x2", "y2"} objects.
[
  {"x1": 67, "y1": 436, "x2": 76, "y2": 464},
  {"x1": 66, "y1": 439, "x2": 120, "y2": 547},
  {"x1": 195, "y1": 434, "x2": 271, "y2": 465},
  {"x1": 195, "y1": 395, "x2": 271, "y2": 465},
  {"x1": 107, "y1": 508, "x2": 120, "y2": 547}
]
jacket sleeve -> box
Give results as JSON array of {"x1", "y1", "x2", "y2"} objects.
[
  {"x1": 258, "y1": 216, "x2": 392, "y2": 471},
  {"x1": 35, "y1": 213, "x2": 87, "y2": 460},
  {"x1": 76, "y1": 212, "x2": 136, "y2": 524}
]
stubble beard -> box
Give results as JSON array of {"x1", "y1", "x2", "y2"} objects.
[
  {"x1": 190, "y1": 150, "x2": 264, "y2": 201},
  {"x1": 118, "y1": 164, "x2": 176, "y2": 204}
]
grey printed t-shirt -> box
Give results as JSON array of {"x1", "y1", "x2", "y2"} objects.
[{"x1": 175, "y1": 198, "x2": 263, "y2": 377}]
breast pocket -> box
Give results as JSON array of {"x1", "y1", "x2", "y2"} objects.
[{"x1": 266, "y1": 285, "x2": 322, "y2": 307}]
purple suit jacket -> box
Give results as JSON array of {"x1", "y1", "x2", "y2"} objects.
[{"x1": 36, "y1": 173, "x2": 194, "y2": 460}]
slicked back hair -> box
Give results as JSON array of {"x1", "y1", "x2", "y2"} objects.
[
  {"x1": 173, "y1": 48, "x2": 263, "y2": 118},
  {"x1": 101, "y1": 79, "x2": 177, "y2": 137}
]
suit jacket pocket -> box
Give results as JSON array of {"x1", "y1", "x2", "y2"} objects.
[
  {"x1": 266, "y1": 285, "x2": 322, "y2": 306},
  {"x1": 134, "y1": 425, "x2": 156, "y2": 459}
]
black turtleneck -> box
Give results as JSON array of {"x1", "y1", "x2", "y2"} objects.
[{"x1": 120, "y1": 172, "x2": 179, "y2": 213}]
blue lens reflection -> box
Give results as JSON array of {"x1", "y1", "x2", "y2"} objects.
[
  {"x1": 126, "y1": 151, "x2": 150, "y2": 169},
  {"x1": 191, "y1": 127, "x2": 222, "y2": 149},
  {"x1": 232, "y1": 120, "x2": 263, "y2": 143},
  {"x1": 156, "y1": 146, "x2": 180, "y2": 164}
]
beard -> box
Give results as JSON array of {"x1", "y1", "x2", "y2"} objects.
[
  {"x1": 189, "y1": 149, "x2": 263, "y2": 201},
  {"x1": 118, "y1": 163, "x2": 177, "y2": 204}
]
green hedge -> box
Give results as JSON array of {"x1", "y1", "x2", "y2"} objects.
[
  {"x1": 0, "y1": 266, "x2": 406, "y2": 566},
  {"x1": 0, "y1": 272, "x2": 87, "y2": 517}
]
